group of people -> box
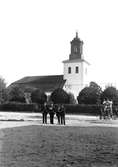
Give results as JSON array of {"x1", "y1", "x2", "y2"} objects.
[
  {"x1": 41, "y1": 99, "x2": 114, "y2": 123},
  {"x1": 41, "y1": 102, "x2": 66, "y2": 125},
  {"x1": 100, "y1": 99, "x2": 113, "y2": 120}
]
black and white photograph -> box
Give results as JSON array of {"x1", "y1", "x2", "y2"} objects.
[{"x1": 0, "y1": 0, "x2": 118, "y2": 166}]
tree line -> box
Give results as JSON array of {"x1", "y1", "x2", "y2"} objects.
[{"x1": 1, "y1": 77, "x2": 118, "y2": 105}]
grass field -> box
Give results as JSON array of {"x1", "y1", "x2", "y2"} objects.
[{"x1": 0, "y1": 125, "x2": 118, "y2": 167}]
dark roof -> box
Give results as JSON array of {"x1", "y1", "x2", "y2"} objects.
[
  {"x1": 63, "y1": 58, "x2": 90, "y2": 65},
  {"x1": 12, "y1": 75, "x2": 66, "y2": 92}
]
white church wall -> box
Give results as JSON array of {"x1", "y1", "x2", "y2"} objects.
[
  {"x1": 63, "y1": 61, "x2": 84, "y2": 98},
  {"x1": 83, "y1": 62, "x2": 90, "y2": 87},
  {"x1": 63, "y1": 60, "x2": 90, "y2": 99},
  {"x1": 63, "y1": 61, "x2": 83, "y2": 85}
]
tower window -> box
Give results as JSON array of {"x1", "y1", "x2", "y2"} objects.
[
  {"x1": 68, "y1": 67, "x2": 71, "y2": 74},
  {"x1": 74, "y1": 46, "x2": 78, "y2": 53},
  {"x1": 75, "y1": 66, "x2": 79, "y2": 73}
]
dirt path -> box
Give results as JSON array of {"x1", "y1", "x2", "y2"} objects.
[{"x1": 0, "y1": 113, "x2": 118, "y2": 129}]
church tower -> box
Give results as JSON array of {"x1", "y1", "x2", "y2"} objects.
[
  {"x1": 63, "y1": 32, "x2": 90, "y2": 98},
  {"x1": 70, "y1": 32, "x2": 83, "y2": 60}
]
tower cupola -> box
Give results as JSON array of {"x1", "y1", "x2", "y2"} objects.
[{"x1": 69, "y1": 32, "x2": 83, "y2": 60}]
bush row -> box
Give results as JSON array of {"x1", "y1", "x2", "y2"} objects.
[
  {"x1": 64, "y1": 104, "x2": 101, "y2": 115},
  {"x1": 0, "y1": 102, "x2": 40, "y2": 112},
  {"x1": 64, "y1": 104, "x2": 118, "y2": 116},
  {"x1": 0, "y1": 103, "x2": 117, "y2": 116},
  {"x1": 0, "y1": 102, "x2": 102, "y2": 115}
]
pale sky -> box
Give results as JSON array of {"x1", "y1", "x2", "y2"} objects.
[{"x1": 0, "y1": 0, "x2": 118, "y2": 88}]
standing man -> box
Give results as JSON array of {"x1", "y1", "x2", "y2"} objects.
[
  {"x1": 102, "y1": 99, "x2": 107, "y2": 119},
  {"x1": 109, "y1": 99, "x2": 113, "y2": 119},
  {"x1": 100, "y1": 104, "x2": 104, "y2": 120},
  {"x1": 60, "y1": 104, "x2": 66, "y2": 125},
  {"x1": 48, "y1": 102, "x2": 55, "y2": 124},
  {"x1": 55, "y1": 104, "x2": 61, "y2": 125},
  {"x1": 42, "y1": 102, "x2": 48, "y2": 124},
  {"x1": 105, "y1": 99, "x2": 112, "y2": 119}
]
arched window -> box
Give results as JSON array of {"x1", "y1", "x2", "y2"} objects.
[
  {"x1": 68, "y1": 67, "x2": 71, "y2": 74},
  {"x1": 75, "y1": 66, "x2": 79, "y2": 73}
]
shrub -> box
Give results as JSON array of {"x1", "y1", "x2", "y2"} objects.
[
  {"x1": 50, "y1": 88, "x2": 70, "y2": 104},
  {"x1": 31, "y1": 89, "x2": 47, "y2": 104},
  {"x1": 77, "y1": 82, "x2": 102, "y2": 104},
  {"x1": 101, "y1": 86, "x2": 118, "y2": 105},
  {"x1": 7, "y1": 86, "x2": 25, "y2": 103},
  {"x1": 0, "y1": 77, "x2": 7, "y2": 103}
]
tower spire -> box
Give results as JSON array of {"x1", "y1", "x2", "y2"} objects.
[{"x1": 76, "y1": 31, "x2": 78, "y2": 38}]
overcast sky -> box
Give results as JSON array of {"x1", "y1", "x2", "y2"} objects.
[{"x1": 0, "y1": 0, "x2": 118, "y2": 88}]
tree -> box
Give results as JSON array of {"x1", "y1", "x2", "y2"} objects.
[
  {"x1": 101, "y1": 86, "x2": 118, "y2": 105},
  {"x1": 31, "y1": 89, "x2": 47, "y2": 104},
  {"x1": 77, "y1": 82, "x2": 102, "y2": 104},
  {"x1": 0, "y1": 77, "x2": 7, "y2": 103},
  {"x1": 7, "y1": 86, "x2": 25, "y2": 102},
  {"x1": 68, "y1": 92, "x2": 77, "y2": 104},
  {"x1": 24, "y1": 92, "x2": 32, "y2": 104},
  {"x1": 89, "y1": 82, "x2": 102, "y2": 94},
  {"x1": 50, "y1": 88, "x2": 70, "y2": 104}
]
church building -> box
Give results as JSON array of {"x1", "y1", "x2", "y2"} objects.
[{"x1": 11, "y1": 33, "x2": 90, "y2": 99}]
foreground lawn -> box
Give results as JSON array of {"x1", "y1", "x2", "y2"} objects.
[{"x1": 0, "y1": 125, "x2": 118, "y2": 167}]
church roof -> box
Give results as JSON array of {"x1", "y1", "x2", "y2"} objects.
[
  {"x1": 63, "y1": 58, "x2": 90, "y2": 65},
  {"x1": 11, "y1": 75, "x2": 66, "y2": 92}
]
